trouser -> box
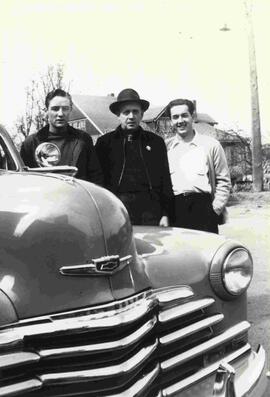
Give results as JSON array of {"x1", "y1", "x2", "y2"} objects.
[
  {"x1": 117, "y1": 191, "x2": 162, "y2": 226},
  {"x1": 173, "y1": 193, "x2": 219, "y2": 234}
]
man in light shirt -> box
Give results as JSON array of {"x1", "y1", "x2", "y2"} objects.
[{"x1": 166, "y1": 98, "x2": 231, "y2": 233}]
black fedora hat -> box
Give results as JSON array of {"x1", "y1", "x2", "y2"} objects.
[{"x1": 109, "y1": 88, "x2": 150, "y2": 115}]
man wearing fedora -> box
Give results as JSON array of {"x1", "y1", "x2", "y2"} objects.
[{"x1": 95, "y1": 88, "x2": 174, "y2": 226}]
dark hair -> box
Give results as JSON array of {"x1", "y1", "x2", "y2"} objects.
[
  {"x1": 45, "y1": 88, "x2": 73, "y2": 109},
  {"x1": 166, "y1": 99, "x2": 195, "y2": 117}
]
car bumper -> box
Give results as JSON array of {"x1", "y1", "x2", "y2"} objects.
[{"x1": 161, "y1": 344, "x2": 267, "y2": 397}]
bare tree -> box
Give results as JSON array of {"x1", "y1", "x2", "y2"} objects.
[
  {"x1": 16, "y1": 63, "x2": 71, "y2": 138},
  {"x1": 227, "y1": 127, "x2": 252, "y2": 170}
]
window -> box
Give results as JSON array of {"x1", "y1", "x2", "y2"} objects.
[{"x1": 69, "y1": 119, "x2": 86, "y2": 131}]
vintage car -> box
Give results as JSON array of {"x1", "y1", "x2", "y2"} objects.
[{"x1": 0, "y1": 125, "x2": 267, "y2": 397}]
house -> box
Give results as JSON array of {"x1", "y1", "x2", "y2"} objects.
[
  {"x1": 142, "y1": 105, "x2": 244, "y2": 170},
  {"x1": 70, "y1": 95, "x2": 219, "y2": 141},
  {"x1": 69, "y1": 95, "x2": 245, "y2": 171},
  {"x1": 142, "y1": 105, "x2": 217, "y2": 135}
]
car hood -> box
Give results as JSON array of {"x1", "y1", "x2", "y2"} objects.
[{"x1": 0, "y1": 172, "x2": 149, "y2": 319}]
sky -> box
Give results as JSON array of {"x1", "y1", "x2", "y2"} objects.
[{"x1": 0, "y1": 0, "x2": 270, "y2": 142}]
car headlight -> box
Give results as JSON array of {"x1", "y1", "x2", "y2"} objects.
[{"x1": 210, "y1": 246, "x2": 253, "y2": 300}]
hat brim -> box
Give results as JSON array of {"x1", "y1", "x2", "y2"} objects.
[{"x1": 109, "y1": 99, "x2": 149, "y2": 115}]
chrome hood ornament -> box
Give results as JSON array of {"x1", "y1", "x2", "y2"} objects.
[
  {"x1": 35, "y1": 142, "x2": 61, "y2": 167},
  {"x1": 59, "y1": 255, "x2": 132, "y2": 276}
]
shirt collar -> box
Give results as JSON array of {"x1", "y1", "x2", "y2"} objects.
[
  {"x1": 190, "y1": 129, "x2": 200, "y2": 146},
  {"x1": 168, "y1": 129, "x2": 199, "y2": 149},
  {"x1": 37, "y1": 124, "x2": 76, "y2": 141}
]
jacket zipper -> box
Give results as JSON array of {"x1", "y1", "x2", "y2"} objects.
[
  {"x1": 139, "y1": 139, "x2": 153, "y2": 191},
  {"x1": 118, "y1": 135, "x2": 153, "y2": 192},
  {"x1": 118, "y1": 136, "x2": 126, "y2": 187}
]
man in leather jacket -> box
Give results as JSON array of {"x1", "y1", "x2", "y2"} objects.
[
  {"x1": 95, "y1": 88, "x2": 173, "y2": 226},
  {"x1": 20, "y1": 89, "x2": 103, "y2": 185}
]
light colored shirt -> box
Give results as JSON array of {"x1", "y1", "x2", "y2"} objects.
[{"x1": 167, "y1": 132, "x2": 211, "y2": 195}]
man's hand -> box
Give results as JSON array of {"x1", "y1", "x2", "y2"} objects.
[{"x1": 159, "y1": 215, "x2": 169, "y2": 227}]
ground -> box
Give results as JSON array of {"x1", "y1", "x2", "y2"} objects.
[
  {"x1": 228, "y1": 191, "x2": 270, "y2": 208},
  {"x1": 220, "y1": 191, "x2": 270, "y2": 396}
]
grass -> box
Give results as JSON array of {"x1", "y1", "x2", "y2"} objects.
[{"x1": 228, "y1": 191, "x2": 270, "y2": 207}]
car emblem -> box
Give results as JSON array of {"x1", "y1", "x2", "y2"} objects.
[
  {"x1": 59, "y1": 255, "x2": 132, "y2": 276},
  {"x1": 94, "y1": 256, "x2": 120, "y2": 272}
]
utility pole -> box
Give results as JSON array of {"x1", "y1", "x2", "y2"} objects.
[{"x1": 244, "y1": 0, "x2": 263, "y2": 191}]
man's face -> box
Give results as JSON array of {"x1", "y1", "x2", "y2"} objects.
[
  {"x1": 47, "y1": 96, "x2": 72, "y2": 131},
  {"x1": 170, "y1": 104, "x2": 194, "y2": 138},
  {"x1": 118, "y1": 102, "x2": 143, "y2": 131}
]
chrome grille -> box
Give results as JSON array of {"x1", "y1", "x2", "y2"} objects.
[{"x1": 0, "y1": 286, "x2": 250, "y2": 396}]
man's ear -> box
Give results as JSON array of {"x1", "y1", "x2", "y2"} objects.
[
  {"x1": 44, "y1": 108, "x2": 49, "y2": 122},
  {"x1": 191, "y1": 111, "x2": 197, "y2": 123}
]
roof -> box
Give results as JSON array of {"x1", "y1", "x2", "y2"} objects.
[
  {"x1": 143, "y1": 106, "x2": 217, "y2": 125},
  {"x1": 143, "y1": 106, "x2": 164, "y2": 121},
  {"x1": 70, "y1": 95, "x2": 119, "y2": 133},
  {"x1": 195, "y1": 124, "x2": 241, "y2": 142},
  {"x1": 195, "y1": 113, "x2": 217, "y2": 125}
]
